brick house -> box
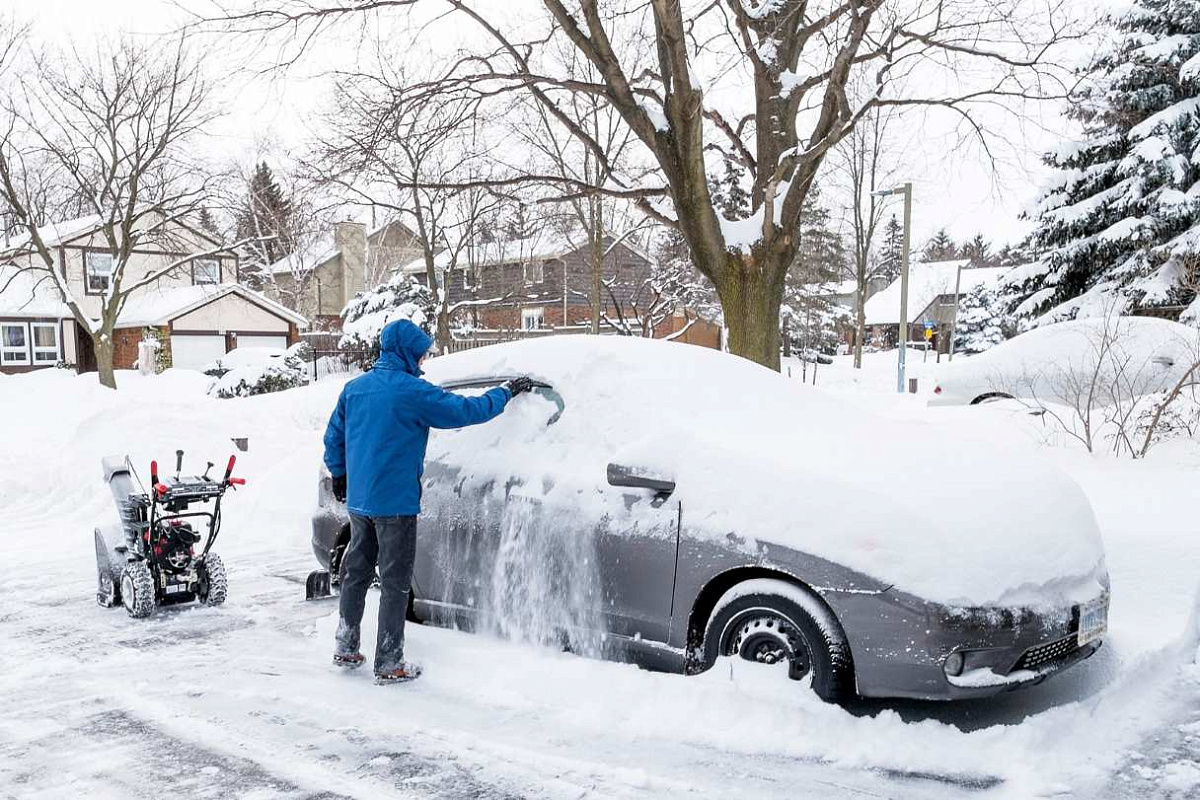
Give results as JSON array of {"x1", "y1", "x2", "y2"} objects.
[
  {"x1": 399, "y1": 233, "x2": 721, "y2": 342},
  {"x1": 0, "y1": 214, "x2": 306, "y2": 374},
  {"x1": 265, "y1": 220, "x2": 423, "y2": 331}
]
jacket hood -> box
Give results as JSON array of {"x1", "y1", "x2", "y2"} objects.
[{"x1": 375, "y1": 319, "x2": 432, "y2": 375}]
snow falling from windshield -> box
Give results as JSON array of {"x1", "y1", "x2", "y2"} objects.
[{"x1": 486, "y1": 498, "x2": 606, "y2": 657}]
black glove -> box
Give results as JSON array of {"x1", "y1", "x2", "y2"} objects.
[
  {"x1": 504, "y1": 376, "x2": 535, "y2": 398},
  {"x1": 331, "y1": 474, "x2": 347, "y2": 503}
]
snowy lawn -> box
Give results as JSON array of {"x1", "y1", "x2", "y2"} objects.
[{"x1": 0, "y1": 359, "x2": 1198, "y2": 799}]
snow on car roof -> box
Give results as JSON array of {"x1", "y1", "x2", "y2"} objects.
[
  {"x1": 422, "y1": 336, "x2": 1105, "y2": 607},
  {"x1": 864, "y1": 261, "x2": 1006, "y2": 325}
]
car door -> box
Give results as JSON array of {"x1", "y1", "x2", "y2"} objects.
[{"x1": 412, "y1": 378, "x2": 680, "y2": 647}]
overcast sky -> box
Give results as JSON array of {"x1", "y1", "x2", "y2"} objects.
[{"x1": 24, "y1": 0, "x2": 1122, "y2": 250}]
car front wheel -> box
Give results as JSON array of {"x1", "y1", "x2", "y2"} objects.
[{"x1": 701, "y1": 578, "x2": 854, "y2": 702}]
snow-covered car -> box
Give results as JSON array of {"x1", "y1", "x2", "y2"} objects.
[
  {"x1": 311, "y1": 337, "x2": 1109, "y2": 701},
  {"x1": 930, "y1": 317, "x2": 1199, "y2": 406}
]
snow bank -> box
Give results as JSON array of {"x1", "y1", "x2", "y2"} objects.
[{"x1": 423, "y1": 336, "x2": 1106, "y2": 607}]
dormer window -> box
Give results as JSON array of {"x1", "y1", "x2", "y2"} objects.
[{"x1": 194, "y1": 258, "x2": 220, "y2": 285}]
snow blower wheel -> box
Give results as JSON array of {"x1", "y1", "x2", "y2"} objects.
[
  {"x1": 121, "y1": 562, "x2": 155, "y2": 618},
  {"x1": 197, "y1": 553, "x2": 228, "y2": 606},
  {"x1": 94, "y1": 451, "x2": 247, "y2": 619}
]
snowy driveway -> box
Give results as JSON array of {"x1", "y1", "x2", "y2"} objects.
[{"x1": 0, "y1": 365, "x2": 1197, "y2": 799}]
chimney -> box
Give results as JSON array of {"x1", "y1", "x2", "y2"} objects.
[{"x1": 334, "y1": 221, "x2": 367, "y2": 311}]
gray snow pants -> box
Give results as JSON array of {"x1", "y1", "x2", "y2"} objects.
[{"x1": 335, "y1": 513, "x2": 418, "y2": 675}]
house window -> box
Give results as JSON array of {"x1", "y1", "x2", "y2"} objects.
[
  {"x1": 30, "y1": 323, "x2": 59, "y2": 364},
  {"x1": 1, "y1": 322, "x2": 30, "y2": 365},
  {"x1": 521, "y1": 307, "x2": 545, "y2": 330},
  {"x1": 85, "y1": 252, "x2": 113, "y2": 294},
  {"x1": 194, "y1": 258, "x2": 220, "y2": 285},
  {"x1": 523, "y1": 261, "x2": 544, "y2": 285}
]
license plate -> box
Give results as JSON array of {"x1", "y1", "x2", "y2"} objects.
[{"x1": 1077, "y1": 595, "x2": 1109, "y2": 647}]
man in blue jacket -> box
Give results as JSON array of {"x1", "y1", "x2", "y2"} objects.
[{"x1": 323, "y1": 318, "x2": 532, "y2": 684}]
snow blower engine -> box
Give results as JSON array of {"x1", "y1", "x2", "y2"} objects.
[{"x1": 94, "y1": 450, "x2": 246, "y2": 618}]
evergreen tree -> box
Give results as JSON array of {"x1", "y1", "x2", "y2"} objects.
[
  {"x1": 960, "y1": 233, "x2": 994, "y2": 266},
  {"x1": 783, "y1": 190, "x2": 851, "y2": 357},
  {"x1": 878, "y1": 214, "x2": 903, "y2": 282},
  {"x1": 235, "y1": 162, "x2": 296, "y2": 272},
  {"x1": 794, "y1": 189, "x2": 848, "y2": 283},
  {"x1": 922, "y1": 228, "x2": 958, "y2": 262},
  {"x1": 953, "y1": 281, "x2": 1019, "y2": 355},
  {"x1": 1020, "y1": 0, "x2": 1200, "y2": 323},
  {"x1": 198, "y1": 208, "x2": 221, "y2": 239},
  {"x1": 710, "y1": 158, "x2": 751, "y2": 221}
]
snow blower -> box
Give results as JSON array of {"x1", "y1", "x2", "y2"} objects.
[{"x1": 94, "y1": 450, "x2": 246, "y2": 618}]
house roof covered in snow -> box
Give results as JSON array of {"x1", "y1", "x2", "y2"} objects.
[
  {"x1": 805, "y1": 278, "x2": 858, "y2": 297},
  {"x1": 0, "y1": 265, "x2": 70, "y2": 318},
  {"x1": 0, "y1": 270, "x2": 307, "y2": 327},
  {"x1": 1, "y1": 215, "x2": 104, "y2": 256},
  {"x1": 864, "y1": 261, "x2": 1006, "y2": 325},
  {"x1": 397, "y1": 231, "x2": 654, "y2": 276},
  {"x1": 267, "y1": 219, "x2": 419, "y2": 275},
  {"x1": 116, "y1": 283, "x2": 308, "y2": 327}
]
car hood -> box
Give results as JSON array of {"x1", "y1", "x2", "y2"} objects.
[{"x1": 423, "y1": 336, "x2": 1107, "y2": 608}]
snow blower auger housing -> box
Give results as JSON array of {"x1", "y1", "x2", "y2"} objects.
[{"x1": 94, "y1": 450, "x2": 246, "y2": 618}]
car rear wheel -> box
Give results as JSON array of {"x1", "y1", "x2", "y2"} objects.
[{"x1": 701, "y1": 579, "x2": 853, "y2": 702}]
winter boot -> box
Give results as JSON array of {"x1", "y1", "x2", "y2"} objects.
[
  {"x1": 375, "y1": 662, "x2": 422, "y2": 685},
  {"x1": 333, "y1": 652, "x2": 365, "y2": 669}
]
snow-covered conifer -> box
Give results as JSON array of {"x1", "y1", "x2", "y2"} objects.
[{"x1": 1022, "y1": 0, "x2": 1200, "y2": 322}]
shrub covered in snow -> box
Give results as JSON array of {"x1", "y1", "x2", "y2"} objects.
[
  {"x1": 340, "y1": 275, "x2": 435, "y2": 364},
  {"x1": 205, "y1": 345, "x2": 310, "y2": 399},
  {"x1": 953, "y1": 282, "x2": 1019, "y2": 355}
]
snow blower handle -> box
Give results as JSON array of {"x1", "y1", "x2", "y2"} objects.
[
  {"x1": 223, "y1": 454, "x2": 237, "y2": 482},
  {"x1": 150, "y1": 459, "x2": 167, "y2": 497},
  {"x1": 175, "y1": 449, "x2": 184, "y2": 478}
]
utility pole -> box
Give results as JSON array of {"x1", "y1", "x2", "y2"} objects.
[
  {"x1": 948, "y1": 261, "x2": 964, "y2": 361},
  {"x1": 872, "y1": 182, "x2": 913, "y2": 393}
]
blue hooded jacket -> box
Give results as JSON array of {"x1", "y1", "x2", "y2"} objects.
[{"x1": 323, "y1": 319, "x2": 510, "y2": 517}]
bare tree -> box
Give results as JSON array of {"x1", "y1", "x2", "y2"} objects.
[
  {"x1": 309, "y1": 60, "x2": 509, "y2": 349},
  {"x1": 0, "y1": 36, "x2": 230, "y2": 388},
  {"x1": 514, "y1": 40, "x2": 652, "y2": 333},
  {"x1": 211, "y1": 0, "x2": 1082, "y2": 370},
  {"x1": 835, "y1": 100, "x2": 900, "y2": 368}
]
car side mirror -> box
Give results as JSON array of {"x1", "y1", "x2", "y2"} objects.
[{"x1": 606, "y1": 463, "x2": 675, "y2": 495}]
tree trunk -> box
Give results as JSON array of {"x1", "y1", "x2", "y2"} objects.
[
  {"x1": 94, "y1": 332, "x2": 117, "y2": 390},
  {"x1": 436, "y1": 304, "x2": 451, "y2": 351},
  {"x1": 715, "y1": 259, "x2": 784, "y2": 371},
  {"x1": 853, "y1": 276, "x2": 867, "y2": 369}
]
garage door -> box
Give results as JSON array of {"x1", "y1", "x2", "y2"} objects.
[
  {"x1": 235, "y1": 334, "x2": 289, "y2": 350},
  {"x1": 171, "y1": 334, "x2": 227, "y2": 371}
]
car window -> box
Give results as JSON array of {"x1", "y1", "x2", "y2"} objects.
[{"x1": 440, "y1": 378, "x2": 565, "y2": 425}]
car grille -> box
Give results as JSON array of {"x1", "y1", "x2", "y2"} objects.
[{"x1": 1013, "y1": 634, "x2": 1080, "y2": 671}]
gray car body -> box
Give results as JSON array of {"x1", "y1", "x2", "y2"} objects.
[{"x1": 311, "y1": 381, "x2": 1105, "y2": 701}]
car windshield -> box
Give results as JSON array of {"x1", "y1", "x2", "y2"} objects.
[{"x1": 440, "y1": 377, "x2": 565, "y2": 425}]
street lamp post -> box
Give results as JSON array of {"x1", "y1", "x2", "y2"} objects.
[{"x1": 873, "y1": 182, "x2": 913, "y2": 393}]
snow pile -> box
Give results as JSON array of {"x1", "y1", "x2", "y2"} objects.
[
  {"x1": 204, "y1": 345, "x2": 309, "y2": 399},
  {"x1": 424, "y1": 336, "x2": 1106, "y2": 607}
]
